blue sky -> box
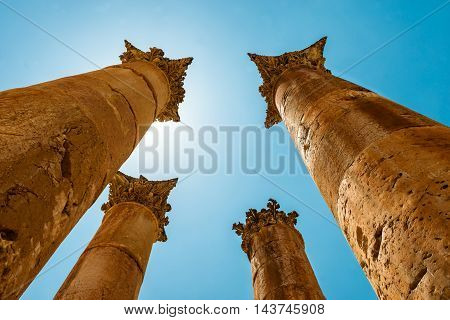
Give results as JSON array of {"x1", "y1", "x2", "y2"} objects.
[{"x1": 1, "y1": 0, "x2": 449, "y2": 300}]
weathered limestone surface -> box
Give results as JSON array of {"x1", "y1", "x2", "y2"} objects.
[
  {"x1": 54, "y1": 172, "x2": 177, "y2": 300},
  {"x1": 0, "y1": 42, "x2": 192, "y2": 299},
  {"x1": 249, "y1": 38, "x2": 450, "y2": 299},
  {"x1": 233, "y1": 199, "x2": 325, "y2": 300}
]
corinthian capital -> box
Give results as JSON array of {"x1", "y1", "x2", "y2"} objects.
[
  {"x1": 233, "y1": 199, "x2": 299, "y2": 254},
  {"x1": 101, "y1": 172, "x2": 177, "y2": 242},
  {"x1": 120, "y1": 40, "x2": 193, "y2": 122},
  {"x1": 248, "y1": 37, "x2": 329, "y2": 128}
]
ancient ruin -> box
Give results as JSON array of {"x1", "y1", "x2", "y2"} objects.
[
  {"x1": 54, "y1": 172, "x2": 177, "y2": 300},
  {"x1": 233, "y1": 199, "x2": 325, "y2": 300},
  {"x1": 0, "y1": 31, "x2": 447, "y2": 301},
  {"x1": 249, "y1": 37, "x2": 450, "y2": 299},
  {"x1": 0, "y1": 41, "x2": 192, "y2": 299}
]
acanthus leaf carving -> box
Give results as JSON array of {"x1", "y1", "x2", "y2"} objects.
[
  {"x1": 248, "y1": 37, "x2": 329, "y2": 128},
  {"x1": 232, "y1": 199, "x2": 299, "y2": 254},
  {"x1": 101, "y1": 171, "x2": 177, "y2": 242},
  {"x1": 120, "y1": 40, "x2": 193, "y2": 122}
]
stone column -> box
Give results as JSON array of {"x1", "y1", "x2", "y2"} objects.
[
  {"x1": 233, "y1": 199, "x2": 325, "y2": 300},
  {"x1": 54, "y1": 172, "x2": 176, "y2": 300},
  {"x1": 0, "y1": 41, "x2": 192, "y2": 299},
  {"x1": 248, "y1": 38, "x2": 449, "y2": 299}
]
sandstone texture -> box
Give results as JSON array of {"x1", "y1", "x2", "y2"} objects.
[
  {"x1": 234, "y1": 199, "x2": 325, "y2": 300},
  {"x1": 0, "y1": 42, "x2": 191, "y2": 299},
  {"x1": 55, "y1": 172, "x2": 177, "y2": 300},
  {"x1": 249, "y1": 38, "x2": 449, "y2": 299}
]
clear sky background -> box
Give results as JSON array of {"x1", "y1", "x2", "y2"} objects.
[{"x1": 0, "y1": 0, "x2": 449, "y2": 300}]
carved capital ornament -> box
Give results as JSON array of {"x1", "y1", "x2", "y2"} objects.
[
  {"x1": 101, "y1": 172, "x2": 177, "y2": 242},
  {"x1": 233, "y1": 199, "x2": 299, "y2": 254},
  {"x1": 248, "y1": 37, "x2": 329, "y2": 128},
  {"x1": 120, "y1": 40, "x2": 193, "y2": 122}
]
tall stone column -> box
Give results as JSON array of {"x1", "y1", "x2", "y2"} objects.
[
  {"x1": 249, "y1": 38, "x2": 449, "y2": 299},
  {"x1": 233, "y1": 199, "x2": 325, "y2": 300},
  {"x1": 0, "y1": 42, "x2": 192, "y2": 299},
  {"x1": 54, "y1": 172, "x2": 176, "y2": 300}
]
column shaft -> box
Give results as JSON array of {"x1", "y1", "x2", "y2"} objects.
[
  {"x1": 55, "y1": 172, "x2": 177, "y2": 299},
  {"x1": 249, "y1": 38, "x2": 449, "y2": 299},
  {"x1": 251, "y1": 223, "x2": 324, "y2": 299},
  {"x1": 0, "y1": 42, "x2": 191, "y2": 299},
  {"x1": 54, "y1": 202, "x2": 157, "y2": 299},
  {"x1": 234, "y1": 199, "x2": 325, "y2": 300}
]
